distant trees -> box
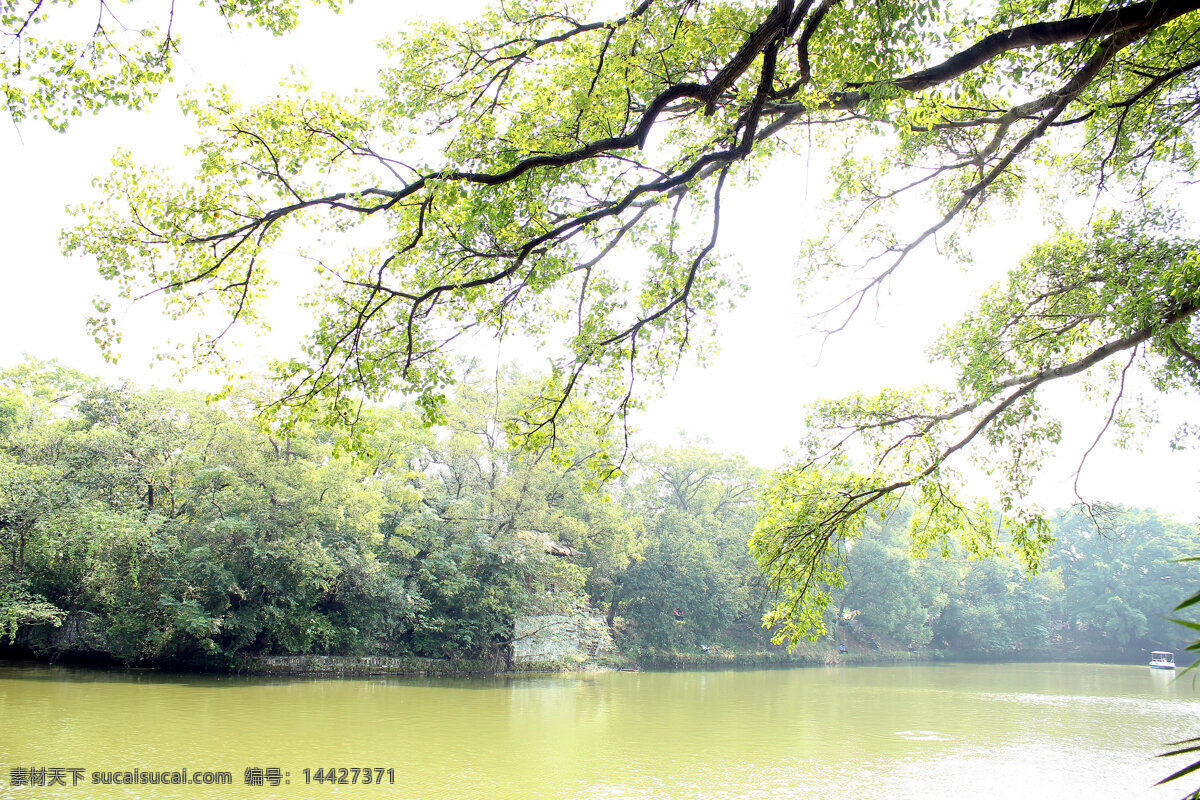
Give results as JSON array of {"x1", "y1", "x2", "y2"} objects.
[
  {"x1": 1048, "y1": 508, "x2": 1198, "y2": 647},
  {"x1": 0, "y1": 360, "x2": 1193, "y2": 666},
  {"x1": 839, "y1": 531, "x2": 942, "y2": 649},
  {"x1": 933, "y1": 557, "x2": 1056, "y2": 654},
  {"x1": 836, "y1": 505, "x2": 1198, "y2": 657},
  {"x1": 616, "y1": 445, "x2": 760, "y2": 652},
  {"x1": 0, "y1": 361, "x2": 623, "y2": 664}
]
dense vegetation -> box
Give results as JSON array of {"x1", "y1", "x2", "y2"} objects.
[
  {"x1": 1, "y1": 361, "x2": 1194, "y2": 669},
  {"x1": 839, "y1": 505, "x2": 1198, "y2": 657}
]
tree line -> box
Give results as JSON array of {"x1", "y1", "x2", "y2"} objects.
[
  {"x1": 0, "y1": 360, "x2": 1194, "y2": 668},
  {"x1": 838, "y1": 504, "x2": 1197, "y2": 658}
]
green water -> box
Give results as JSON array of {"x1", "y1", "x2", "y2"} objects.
[{"x1": 2, "y1": 661, "x2": 1198, "y2": 799}]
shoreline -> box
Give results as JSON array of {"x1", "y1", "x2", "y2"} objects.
[{"x1": 0, "y1": 645, "x2": 1161, "y2": 679}]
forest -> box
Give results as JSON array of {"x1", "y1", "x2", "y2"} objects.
[{"x1": 1, "y1": 359, "x2": 1194, "y2": 670}]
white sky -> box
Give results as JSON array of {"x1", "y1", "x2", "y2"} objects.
[{"x1": 1, "y1": 0, "x2": 1197, "y2": 522}]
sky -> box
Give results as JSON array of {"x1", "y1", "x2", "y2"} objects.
[{"x1": 1, "y1": 0, "x2": 1198, "y2": 521}]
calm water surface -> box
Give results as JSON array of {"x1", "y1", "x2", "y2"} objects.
[{"x1": 2, "y1": 661, "x2": 1198, "y2": 799}]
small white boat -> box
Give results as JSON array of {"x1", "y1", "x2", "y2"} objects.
[{"x1": 1149, "y1": 651, "x2": 1176, "y2": 670}]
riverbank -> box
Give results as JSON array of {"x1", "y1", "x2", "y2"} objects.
[
  {"x1": 2, "y1": 611, "x2": 1175, "y2": 676},
  {"x1": 4, "y1": 640, "x2": 1155, "y2": 677},
  {"x1": 244, "y1": 647, "x2": 919, "y2": 676}
]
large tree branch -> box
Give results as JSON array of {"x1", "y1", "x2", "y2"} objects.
[
  {"x1": 80, "y1": 0, "x2": 1200, "y2": 451},
  {"x1": 834, "y1": 298, "x2": 1200, "y2": 514},
  {"x1": 893, "y1": 0, "x2": 1197, "y2": 93},
  {"x1": 189, "y1": 0, "x2": 1200, "y2": 262}
]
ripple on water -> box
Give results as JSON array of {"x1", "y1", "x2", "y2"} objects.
[
  {"x1": 977, "y1": 691, "x2": 1200, "y2": 717},
  {"x1": 893, "y1": 730, "x2": 953, "y2": 742}
]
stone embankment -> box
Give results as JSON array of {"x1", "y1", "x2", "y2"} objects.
[{"x1": 246, "y1": 655, "x2": 501, "y2": 676}]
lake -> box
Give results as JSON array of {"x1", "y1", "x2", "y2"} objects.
[{"x1": 2, "y1": 661, "x2": 1198, "y2": 799}]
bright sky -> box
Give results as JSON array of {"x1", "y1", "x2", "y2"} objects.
[{"x1": 1, "y1": 0, "x2": 1197, "y2": 522}]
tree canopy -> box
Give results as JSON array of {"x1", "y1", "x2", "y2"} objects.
[{"x1": 58, "y1": 0, "x2": 1200, "y2": 636}]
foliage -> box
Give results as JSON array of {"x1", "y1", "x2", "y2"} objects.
[
  {"x1": 2, "y1": 0, "x2": 338, "y2": 130},
  {"x1": 837, "y1": 512, "x2": 948, "y2": 648},
  {"x1": 828, "y1": 504, "x2": 1196, "y2": 657},
  {"x1": 0, "y1": 360, "x2": 634, "y2": 664},
  {"x1": 0, "y1": 572, "x2": 65, "y2": 644},
  {"x1": 617, "y1": 444, "x2": 759, "y2": 651},
  {"x1": 1049, "y1": 507, "x2": 1198, "y2": 646}
]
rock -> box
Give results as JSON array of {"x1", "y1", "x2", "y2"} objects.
[{"x1": 512, "y1": 611, "x2": 615, "y2": 665}]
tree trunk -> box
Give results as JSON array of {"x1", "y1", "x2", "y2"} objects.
[
  {"x1": 606, "y1": 582, "x2": 622, "y2": 632},
  {"x1": 16, "y1": 525, "x2": 26, "y2": 577}
]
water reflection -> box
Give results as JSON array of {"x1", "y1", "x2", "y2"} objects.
[{"x1": 2, "y1": 662, "x2": 1199, "y2": 799}]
